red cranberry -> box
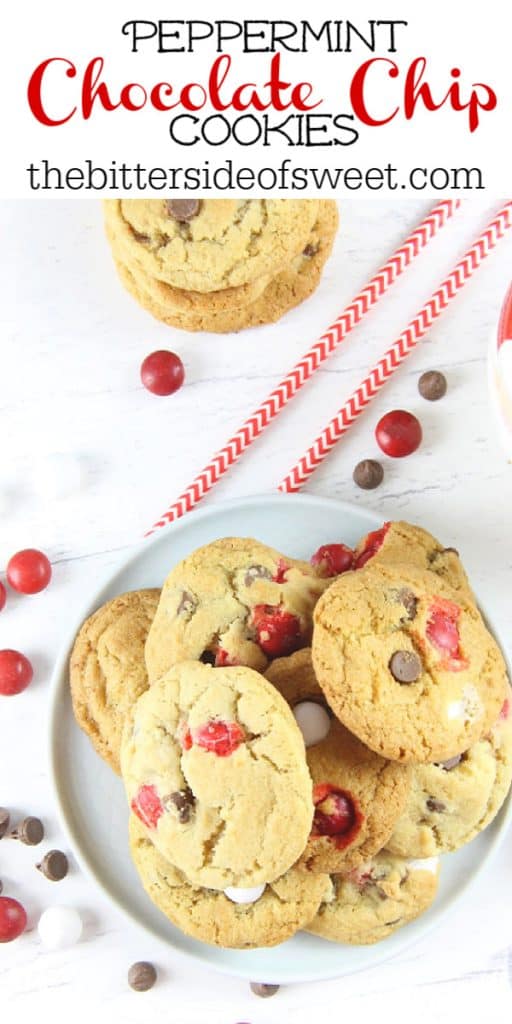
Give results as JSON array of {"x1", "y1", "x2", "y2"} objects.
[
  {"x1": 252, "y1": 605, "x2": 302, "y2": 658},
  {"x1": 0, "y1": 650, "x2": 34, "y2": 696},
  {"x1": 140, "y1": 350, "x2": 185, "y2": 396},
  {"x1": 131, "y1": 784, "x2": 164, "y2": 829},
  {"x1": 310, "y1": 544, "x2": 354, "y2": 577},
  {"x1": 0, "y1": 897, "x2": 27, "y2": 942},
  {"x1": 375, "y1": 410, "x2": 422, "y2": 458},
  {"x1": 7, "y1": 549, "x2": 52, "y2": 595},
  {"x1": 353, "y1": 523, "x2": 390, "y2": 569}
]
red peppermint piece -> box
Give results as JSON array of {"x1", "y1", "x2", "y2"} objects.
[
  {"x1": 311, "y1": 783, "x2": 363, "y2": 850},
  {"x1": 310, "y1": 544, "x2": 354, "y2": 578},
  {"x1": 252, "y1": 604, "x2": 302, "y2": 658},
  {"x1": 272, "y1": 559, "x2": 289, "y2": 584},
  {"x1": 192, "y1": 720, "x2": 245, "y2": 756},
  {"x1": 353, "y1": 523, "x2": 390, "y2": 569},
  {"x1": 425, "y1": 597, "x2": 468, "y2": 669},
  {"x1": 214, "y1": 648, "x2": 238, "y2": 667},
  {"x1": 499, "y1": 698, "x2": 510, "y2": 721},
  {"x1": 131, "y1": 784, "x2": 164, "y2": 829}
]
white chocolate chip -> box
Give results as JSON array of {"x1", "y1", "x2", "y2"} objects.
[
  {"x1": 223, "y1": 885, "x2": 266, "y2": 905},
  {"x1": 447, "y1": 685, "x2": 482, "y2": 723},
  {"x1": 293, "y1": 701, "x2": 331, "y2": 747},
  {"x1": 407, "y1": 857, "x2": 439, "y2": 876}
]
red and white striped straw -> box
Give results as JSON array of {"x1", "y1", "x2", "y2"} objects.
[
  {"x1": 145, "y1": 199, "x2": 460, "y2": 535},
  {"x1": 279, "y1": 201, "x2": 512, "y2": 493}
]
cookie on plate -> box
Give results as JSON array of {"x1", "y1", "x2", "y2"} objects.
[
  {"x1": 145, "y1": 537, "x2": 329, "y2": 682},
  {"x1": 121, "y1": 661, "x2": 313, "y2": 889},
  {"x1": 353, "y1": 520, "x2": 473, "y2": 599},
  {"x1": 129, "y1": 816, "x2": 330, "y2": 949},
  {"x1": 307, "y1": 852, "x2": 439, "y2": 945},
  {"x1": 312, "y1": 562, "x2": 508, "y2": 764},
  {"x1": 111, "y1": 201, "x2": 339, "y2": 333},
  {"x1": 104, "y1": 198, "x2": 320, "y2": 293},
  {"x1": 265, "y1": 649, "x2": 411, "y2": 873},
  {"x1": 387, "y1": 693, "x2": 512, "y2": 856},
  {"x1": 70, "y1": 590, "x2": 160, "y2": 774}
]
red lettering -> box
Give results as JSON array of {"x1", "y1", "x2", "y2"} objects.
[
  {"x1": 149, "y1": 82, "x2": 174, "y2": 111},
  {"x1": 180, "y1": 83, "x2": 207, "y2": 111},
  {"x1": 27, "y1": 58, "x2": 77, "y2": 126},
  {"x1": 81, "y1": 57, "x2": 120, "y2": 119},
  {"x1": 350, "y1": 58, "x2": 400, "y2": 126}
]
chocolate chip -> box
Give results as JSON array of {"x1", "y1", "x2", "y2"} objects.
[
  {"x1": 353, "y1": 459, "x2": 384, "y2": 490},
  {"x1": 250, "y1": 982, "x2": 280, "y2": 998},
  {"x1": 384, "y1": 917, "x2": 402, "y2": 926},
  {"x1": 436, "y1": 754, "x2": 463, "y2": 771},
  {"x1": 128, "y1": 961, "x2": 157, "y2": 992},
  {"x1": 303, "y1": 243, "x2": 319, "y2": 258},
  {"x1": 199, "y1": 650, "x2": 216, "y2": 666},
  {"x1": 0, "y1": 808, "x2": 9, "y2": 839},
  {"x1": 442, "y1": 546, "x2": 459, "y2": 557},
  {"x1": 389, "y1": 650, "x2": 422, "y2": 684},
  {"x1": 426, "y1": 797, "x2": 446, "y2": 813},
  {"x1": 36, "y1": 850, "x2": 69, "y2": 881},
  {"x1": 165, "y1": 788, "x2": 195, "y2": 824},
  {"x1": 177, "y1": 591, "x2": 196, "y2": 616},
  {"x1": 398, "y1": 589, "x2": 418, "y2": 620},
  {"x1": 418, "y1": 370, "x2": 447, "y2": 401},
  {"x1": 131, "y1": 230, "x2": 151, "y2": 244},
  {"x1": 10, "y1": 816, "x2": 44, "y2": 846},
  {"x1": 165, "y1": 199, "x2": 201, "y2": 222},
  {"x1": 244, "y1": 565, "x2": 272, "y2": 587}
]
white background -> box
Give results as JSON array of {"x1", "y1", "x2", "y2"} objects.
[
  {"x1": 1, "y1": 196, "x2": 512, "y2": 1022},
  {"x1": 2, "y1": 0, "x2": 512, "y2": 196}
]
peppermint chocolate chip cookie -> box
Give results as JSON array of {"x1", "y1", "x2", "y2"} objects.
[
  {"x1": 121, "y1": 661, "x2": 313, "y2": 889},
  {"x1": 307, "y1": 852, "x2": 439, "y2": 945},
  {"x1": 145, "y1": 537, "x2": 329, "y2": 682},
  {"x1": 353, "y1": 520, "x2": 473, "y2": 599},
  {"x1": 387, "y1": 694, "x2": 512, "y2": 856},
  {"x1": 265, "y1": 649, "x2": 411, "y2": 873},
  {"x1": 70, "y1": 590, "x2": 160, "y2": 773},
  {"x1": 129, "y1": 816, "x2": 330, "y2": 949},
  {"x1": 312, "y1": 562, "x2": 507, "y2": 763},
  {"x1": 110, "y1": 200, "x2": 338, "y2": 333},
  {"x1": 104, "y1": 198, "x2": 320, "y2": 293}
]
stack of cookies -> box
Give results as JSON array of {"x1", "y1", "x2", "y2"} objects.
[
  {"x1": 103, "y1": 199, "x2": 338, "y2": 333},
  {"x1": 70, "y1": 525, "x2": 512, "y2": 949}
]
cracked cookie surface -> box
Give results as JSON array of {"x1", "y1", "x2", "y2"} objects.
[
  {"x1": 129, "y1": 816, "x2": 330, "y2": 948},
  {"x1": 353, "y1": 520, "x2": 473, "y2": 599},
  {"x1": 387, "y1": 693, "x2": 512, "y2": 856},
  {"x1": 110, "y1": 201, "x2": 338, "y2": 333},
  {"x1": 265, "y1": 649, "x2": 411, "y2": 873},
  {"x1": 121, "y1": 661, "x2": 314, "y2": 889},
  {"x1": 312, "y1": 562, "x2": 508, "y2": 764},
  {"x1": 145, "y1": 537, "x2": 329, "y2": 683},
  {"x1": 307, "y1": 851, "x2": 439, "y2": 945},
  {"x1": 70, "y1": 589, "x2": 160, "y2": 774},
  {"x1": 104, "y1": 199, "x2": 320, "y2": 293}
]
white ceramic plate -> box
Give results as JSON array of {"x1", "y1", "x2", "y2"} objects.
[{"x1": 48, "y1": 494, "x2": 512, "y2": 983}]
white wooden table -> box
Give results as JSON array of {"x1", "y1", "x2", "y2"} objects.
[{"x1": 1, "y1": 198, "x2": 512, "y2": 1023}]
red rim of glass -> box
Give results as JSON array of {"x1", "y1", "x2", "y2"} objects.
[{"x1": 498, "y1": 284, "x2": 512, "y2": 348}]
